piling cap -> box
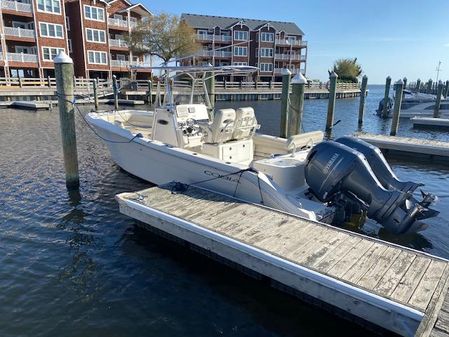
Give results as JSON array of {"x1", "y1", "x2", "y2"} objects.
[
  {"x1": 396, "y1": 79, "x2": 403, "y2": 85},
  {"x1": 291, "y1": 73, "x2": 307, "y2": 84},
  {"x1": 330, "y1": 71, "x2": 338, "y2": 78},
  {"x1": 54, "y1": 51, "x2": 73, "y2": 64},
  {"x1": 281, "y1": 68, "x2": 292, "y2": 76}
]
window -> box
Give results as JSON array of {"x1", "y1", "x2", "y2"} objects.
[
  {"x1": 42, "y1": 47, "x2": 64, "y2": 61},
  {"x1": 260, "y1": 48, "x2": 273, "y2": 57},
  {"x1": 65, "y1": 16, "x2": 70, "y2": 31},
  {"x1": 86, "y1": 28, "x2": 106, "y2": 43},
  {"x1": 233, "y1": 62, "x2": 248, "y2": 66},
  {"x1": 233, "y1": 46, "x2": 247, "y2": 56},
  {"x1": 260, "y1": 63, "x2": 273, "y2": 72},
  {"x1": 260, "y1": 32, "x2": 274, "y2": 42},
  {"x1": 233, "y1": 30, "x2": 248, "y2": 41},
  {"x1": 87, "y1": 51, "x2": 107, "y2": 65},
  {"x1": 39, "y1": 22, "x2": 63, "y2": 38},
  {"x1": 84, "y1": 5, "x2": 105, "y2": 21},
  {"x1": 37, "y1": 0, "x2": 61, "y2": 14}
]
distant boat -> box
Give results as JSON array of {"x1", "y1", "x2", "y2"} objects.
[{"x1": 377, "y1": 89, "x2": 448, "y2": 118}]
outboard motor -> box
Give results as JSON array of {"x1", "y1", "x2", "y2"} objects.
[
  {"x1": 377, "y1": 97, "x2": 393, "y2": 117},
  {"x1": 335, "y1": 136, "x2": 421, "y2": 193},
  {"x1": 305, "y1": 141, "x2": 438, "y2": 234}
]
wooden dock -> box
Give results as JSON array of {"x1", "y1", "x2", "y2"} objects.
[
  {"x1": 116, "y1": 184, "x2": 449, "y2": 336},
  {"x1": 412, "y1": 117, "x2": 449, "y2": 130},
  {"x1": 356, "y1": 133, "x2": 449, "y2": 160}
]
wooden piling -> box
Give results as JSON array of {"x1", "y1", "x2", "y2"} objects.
[
  {"x1": 433, "y1": 81, "x2": 444, "y2": 118},
  {"x1": 93, "y1": 78, "x2": 99, "y2": 111},
  {"x1": 358, "y1": 75, "x2": 368, "y2": 128},
  {"x1": 288, "y1": 73, "x2": 306, "y2": 137},
  {"x1": 155, "y1": 80, "x2": 161, "y2": 107},
  {"x1": 280, "y1": 68, "x2": 291, "y2": 138},
  {"x1": 54, "y1": 51, "x2": 79, "y2": 190},
  {"x1": 390, "y1": 79, "x2": 403, "y2": 136},
  {"x1": 47, "y1": 75, "x2": 52, "y2": 88},
  {"x1": 325, "y1": 71, "x2": 338, "y2": 139},
  {"x1": 427, "y1": 79, "x2": 433, "y2": 94},
  {"x1": 112, "y1": 75, "x2": 119, "y2": 110},
  {"x1": 147, "y1": 80, "x2": 153, "y2": 105},
  {"x1": 382, "y1": 76, "x2": 391, "y2": 118},
  {"x1": 402, "y1": 77, "x2": 407, "y2": 90},
  {"x1": 416, "y1": 79, "x2": 421, "y2": 93},
  {"x1": 444, "y1": 80, "x2": 449, "y2": 99}
]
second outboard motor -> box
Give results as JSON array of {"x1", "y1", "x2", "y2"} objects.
[
  {"x1": 335, "y1": 136, "x2": 421, "y2": 193},
  {"x1": 377, "y1": 97, "x2": 393, "y2": 117},
  {"x1": 305, "y1": 141, "x2": 438, "y2": 234}
]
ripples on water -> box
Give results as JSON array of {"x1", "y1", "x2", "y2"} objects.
[{"x1": 0, "y1": 85, "x2": 447, "y2": 336}]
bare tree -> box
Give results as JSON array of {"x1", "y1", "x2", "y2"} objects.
[{"x1": 127, "y1": 13, "x2": 200, "y2": 64}]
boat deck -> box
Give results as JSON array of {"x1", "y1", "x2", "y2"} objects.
[{"x1": 116, "y1": 184, "x2": 449, "y2": 336}]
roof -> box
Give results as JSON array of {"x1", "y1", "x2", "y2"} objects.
[{"x1": 181, "y1": 13, "x2": 304, "y2": 36}]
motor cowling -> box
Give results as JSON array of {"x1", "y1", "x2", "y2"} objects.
[{"x1": 305, "y1": 141, "x2": 438, "y2": 234}]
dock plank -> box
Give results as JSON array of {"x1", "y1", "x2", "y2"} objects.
[
  {"x1": 410, "y1": 260, "x2": 447, "y2": 310},
  {"x1": 343, "y1": 243, "x2": 388, "y2": 284}
]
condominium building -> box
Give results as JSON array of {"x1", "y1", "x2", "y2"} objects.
[
  {"x1": 0, "y1": 0, "x2": 152, "y2": 79},
  {"x1": 181, "y1": 13, "x2": 308, "y2": 81}
]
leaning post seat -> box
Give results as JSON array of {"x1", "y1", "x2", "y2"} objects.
[
  {"x1": 202, "y1": 108, "x2": 236, "y2": 144},
  {"x1": 232, "y1": 107, "x2": 259, "y2": 140}
]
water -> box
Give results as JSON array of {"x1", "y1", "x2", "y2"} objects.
[{"x1": 1, "y1": 85, "x2": 448, "y2": 336}]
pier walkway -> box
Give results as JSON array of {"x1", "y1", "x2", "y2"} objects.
[{"x1": 116, "y1": 185, "x2": 449, "y2": 336}]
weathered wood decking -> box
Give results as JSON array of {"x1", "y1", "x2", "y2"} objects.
[
  {"x1": 356, "y1": 133, "x2": 449, "y2": 160},
  {"x1": 116, "y1": 185, "x2": 449, "y2": 336}
]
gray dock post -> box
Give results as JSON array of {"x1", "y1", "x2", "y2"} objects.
[
  {"x1": 358, "y1": 75, "x2": 368, "y2": 128},
  {"x1": 288, "y1": 73, "x2": 306, "y2": 137},
  {"x1": 93, "y1": 78, "x2": 99, "y2": 111},
  {"x1": 155, "y1": 80, "x2": 161, "y2": 107},
  {"x1": 54, "y1": 51, "x2": 79, "y2": 190},
  {"x1": 205, "y1": 70, "x2": 215, "y2": 110},
  {"x1": 402, "y1": 77, "x2": 407, "y2": 90},
  {"x1": 280, "y1": 68, "x2": 291, "y2": 138},
  {"x1": 147, "y1": 80, "x2": 153, "y2": 105},
  {"x1": 382, "y1": 76, "x2": 391, "y2": 118},
  {"x1": 416, "y1": 79, "x2": 421, "y2": 92},
  {"x1": 112, "y1": 75, "x2": 119, "y2": 110},
  {"x1": 427, "y1": 79, "x2": 433, "y2": 94},
  {"x1": 444, "y1": 80, "x2": 449, "y2": 99},
  {"x1": 433, "y1": 81, "x2": 444, "y2": 118},
  {"x1": 325, "y1": 71, "x2": 338, "y2": 139},
  {"x1": 390, "y1": 79, "x2": 403, "y2": 136},
  {"x1": 47, "y1": 75, "x2": 51, "y2": 88}
]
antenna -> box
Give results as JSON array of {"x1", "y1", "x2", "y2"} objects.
[{"x1": 436, "y1": 61, "x2": 442, "y2": 84}]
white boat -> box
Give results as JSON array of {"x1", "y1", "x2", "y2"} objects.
[
  {"x1": 377, "y1": 89, "x2": 449, "y2": 118},
  {"x1": 86, "y1": 66, "x2": 437, "y2": 234}
]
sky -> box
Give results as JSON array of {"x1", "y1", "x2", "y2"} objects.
[{"x1": 143, "y1": 0, "x2": 449, "y2": 84}]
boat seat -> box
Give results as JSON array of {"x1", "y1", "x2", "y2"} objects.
[
  {"x1": 253, "y1": 131, "x2": 324, "y2": 158},
  {"x1": 202, "y1": 108, "x2": 236, "y2": 144},
  {"x1": 232, "y1": 107, "x2": 259, "y2": 140}
]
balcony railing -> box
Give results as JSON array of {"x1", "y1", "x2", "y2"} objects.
[
  {"x1": 274, "y1": 68, "x2": 301, "y2": 74},
  {"x1": 110, "y1": 60, "x2": 129, "y2": 67},
  {"x1": 130, "y1": 60, "x2": 151, "y2": 67},
  {"x1": 274, "y1": 54, "x2": 305, "y2": 61},
  {"x1": 3, "y1": 27, "x2": 35, "y2": 39},
  {"x1": 108, "y1": 18, "x2": 129, "y2": 29},
  {"x1": 7, "y1": 52, "x2": 38, "y2": 63},
  {"x1": 196, "y1": 50, "x2": 232, "y2": 57},
  {"x1": 109, "y1": 39, "x2": 128, "y2": 48},
  {"x1": 197, "y1": 34, "x2": 214, "y2": 41},
  {"x1": 275, "y1": 39, "x2": 307, "y2": 47},
  {"x1": 1, "y1": 0, "x2": 32, "y2": 13},
  {"x1": 214, "y1": 35, "x2": 232, "y2": 42}
]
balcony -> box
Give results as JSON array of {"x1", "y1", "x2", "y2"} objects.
[
  {"x1": 7, "y1": 52, "x2": 38, "y2": 63},
  {"x1": 3, "y1": 27, "x2": 35, "y2": 40},
  {"x1": 1, "y1": 0, "x2": 32, "y2": 14},
  {"x1": 109, "y1": 39, "x2": 128, "y2": 48},
  {"x1": 214, "y1": 35, "x2": 232, "y2": 43},
  {"x1": 274, "y1": 54, "x2": 305, "y2": 61},
  {"x1": 275, "y1": 39, "x2": 307, "y2": 47},
  {"x1": 197, "y1": 34, "x2": 214, "y2": 41},
  {"x1": 108, "y1": 18, "x2": 129, "y2": 29},
  {"x1": 274, "y1": 68, "x2": 301, "y2": 74},
  {"x1": 196, "y1": 50, "x2": 232, "y2": 58},
  {"x1": 110, "y1": 59, "x2": 129, "y2": 67}
]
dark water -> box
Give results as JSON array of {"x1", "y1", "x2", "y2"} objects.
[{"x1": 1, "y1": 85, "x2": 447, "y2": 336}]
